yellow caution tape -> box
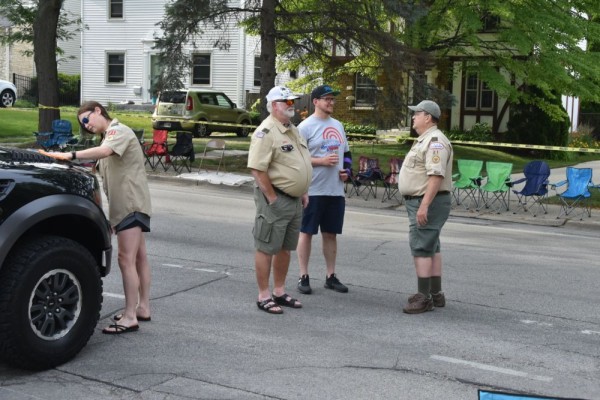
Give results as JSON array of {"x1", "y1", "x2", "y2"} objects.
[
  {"x1": 452, "y1": 140, "x2": 600, "y2": 154},
  {"x1": 38, "y1": 104, "x2": 62, "y2": 110}
]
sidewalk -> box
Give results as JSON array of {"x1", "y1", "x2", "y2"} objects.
[{"x1": 146, "y1": 160, "x2": 600, "y2": 230}]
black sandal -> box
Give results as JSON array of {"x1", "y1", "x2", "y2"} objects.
[
  {"x1": 272, "y1": 293, "x2": 302, "y2": 308},
  {"x1": 257, "y1": 298, "x2": 283, "y2": 314}
]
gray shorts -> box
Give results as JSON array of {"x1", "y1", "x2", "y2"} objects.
[
  {"x1": 253, "y1": 186, "x2": 303, "y2": 255},
  {"x1": 404, "y1": 192, "x2": 450, "y2": 257}
]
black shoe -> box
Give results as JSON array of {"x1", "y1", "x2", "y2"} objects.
[
  {"x1": 298, "y1": 274, "x2": 312, "y2": 294},
  {"x1": 324, "y1": 273, "x2": 348, "y2": 293}
]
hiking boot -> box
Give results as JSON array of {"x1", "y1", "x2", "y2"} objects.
[
  {"x1": 324, "y1": 273, "x2": 348, "y2": 293},
  {"x1": 431, "y1": 291, "x2": 446, "y2": 307},
  {"x1": 403, "y1": 293, "x2": 434, "y2": 314},
  {"x1": 297, "y1": 274, "x2": 312, "y2": 294},
  {"x1": 409, "y1": 291, "x2": 445, "y2": 308}
]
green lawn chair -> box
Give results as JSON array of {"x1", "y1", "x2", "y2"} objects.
[
  {"x1": 479, "y1": 161, "x2": 513, "y2": 213},
  {"x1": 452, "y1": 159, "x2": 483, "y2": 210}
]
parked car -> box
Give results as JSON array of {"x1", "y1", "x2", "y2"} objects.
[
  {"x1": 0, "y1": 79, "x2": 17, "y2": 107},
  {"x1": 0, "y1": 147, "x2": 112, "y2": 370},
  {"x1": 152, "y1": 89, "x2": 253, "y2": 137}
]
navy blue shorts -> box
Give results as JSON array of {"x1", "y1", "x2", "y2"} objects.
[
  {"x1": 300, "y1": 196, "x2": 345, "y2": 235},
  {"x1": 115, "y1": 212, "x2": 151, "y2": 233}
]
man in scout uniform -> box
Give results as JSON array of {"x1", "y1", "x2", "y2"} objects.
[
  {"x1": 398, "y1": 100, "x2": 453, "y2": 314},
  {"x1": 247, "y1": 86, "x2": 313, "y2": 314}
]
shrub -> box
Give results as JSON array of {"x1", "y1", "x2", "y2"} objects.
[
  {"x1": 505, "y1": 86, "x2": 570, "y2": 160},
  {"x1": 447, "y1": 123, "x2": 492, "y2": 142}
]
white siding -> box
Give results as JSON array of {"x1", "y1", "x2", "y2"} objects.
[
  {"x1": 57, "y1": 0, "x2": 82, "y2": 76},
  {"x1": 81, "y1": 0, "x2": 260, "y2": 106}
]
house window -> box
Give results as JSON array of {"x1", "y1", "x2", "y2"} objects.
[
  {"x1": 254, "y1": 57, "x2": 261, "y2": 87},
  {"x1": 289, "y1": 70, "x2": 297, "y2": 79},
  {"x1": 192, "y1": 54, "x2": 211, "y2": 85},
  {"x1": 480, "y1": 14, "x2": 500, "y2": 32},
  {"x1": 107, "y1": 53, "x2": 125, "y2": 84},
  {"x1": 355, "y1": 74, "x2": 377, "y2": 107},
  {"x1": 109, "y1": 0, "x2": 123, "y2": 19},
  {"x1": 465, "y1": 72, "x2": 494, "y2": 110}
]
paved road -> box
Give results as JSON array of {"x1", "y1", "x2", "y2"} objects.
[{"x1": 1, "y1": 179, "x2": 598, "y2": 400}]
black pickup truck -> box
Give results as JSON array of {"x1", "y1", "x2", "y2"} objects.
[{"x1": 0, "y1": 147, "x2": 112, "y2": 370}]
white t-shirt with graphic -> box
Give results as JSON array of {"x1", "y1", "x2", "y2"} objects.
[{"x1": 298, "y1": 114, "x2": 350, "y2": 196}]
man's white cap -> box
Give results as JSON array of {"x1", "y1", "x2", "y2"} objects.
[
  {"x1": 408, "y1": 100, "x2": 441, "y2": 119},
  {"x1": 266, "y1": 86, "x2": 301, "y2": 102}
]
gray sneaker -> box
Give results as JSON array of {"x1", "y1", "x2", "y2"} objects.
[
  {"x1": 409, "y1": 291, "x2": 445, "y2": 307},
  {"x1": 324, "y1": 273, "x2": 348, "y2": 293},
  {"x1": 297, "y1": 274, "x2": 312, "y2": 294}
]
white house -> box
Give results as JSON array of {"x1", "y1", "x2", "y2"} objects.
[{"x1": 80, "y1": 0, "x2": 263, "y2": 108}]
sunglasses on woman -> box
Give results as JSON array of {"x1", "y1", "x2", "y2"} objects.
[{"x1": 81, "y1": 111, "x2": 93, "y2": 124}]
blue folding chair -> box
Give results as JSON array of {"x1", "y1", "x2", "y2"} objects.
[
  {"x1": 550, "y1": 167, "x2": 593, "y2": 220},
  {"x1": 510, "y1": 160, "x2": 550, "y2": 217},
  {"x1": 479, "y1": 389, "x2": 585, "y2": 399}
]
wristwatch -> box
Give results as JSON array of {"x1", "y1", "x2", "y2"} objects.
[{"x1": 71, "y1": 151, "x2": 77, "y2": 160}]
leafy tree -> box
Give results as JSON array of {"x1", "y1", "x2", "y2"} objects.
[
  {"x1": 0, "y1": 0, "x2": 82, "y2": 131},
  {"x1": 153, "y1": 0, "x2": 600, "y2": 125}
]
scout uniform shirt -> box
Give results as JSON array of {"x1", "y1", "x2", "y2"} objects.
[
  {"x1": 398, "y1": 126, "x2": 453, "y2": 197},
  {"x1": 97, "y1": 119, "x2": 152, "y2": 227},
  {"x1": 247, "y1": 115, "x2": 313, "y2": 198}
]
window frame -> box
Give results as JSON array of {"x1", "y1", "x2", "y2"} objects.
[
  {"x1": 354, "y1": 74, "x2": 377, "y2": 108},
  {"x1": 253, "y1": 56, "x2": 261, "y2": 87},
  {"x1": 191, "y1": 53, "x2": 212, "y2": 86},
  {"x1": 109, "y1": 0, "x2": 124, "y2": 19},
  {"x1": 106, "y1": 52, "x2": 126, "y2": 85},
  {"x1": 464, "y1": 72, "x2": 494, "y2": 111}
]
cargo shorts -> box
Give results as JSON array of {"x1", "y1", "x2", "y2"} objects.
[
  {"x1": 253, "y1": 186, "x2": 303, "y2": 255},
  {"x1": 404, "y1": 192, "x2": 451, "y2": 257}
]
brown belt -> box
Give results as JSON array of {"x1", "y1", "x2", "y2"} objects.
[{"x1": 403, "y1": 191, "x2": 450, "y2": 201}]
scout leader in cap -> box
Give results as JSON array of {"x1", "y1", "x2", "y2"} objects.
[
  {"x1": 398, "y1": 100, "x2": 453, "y2": 199},
  {"x1": 247, "y1": 86, "x2": 313, "y2": 198}
]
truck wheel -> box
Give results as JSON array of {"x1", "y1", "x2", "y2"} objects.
[
  {"x1": 0, "y1": 235, "x2": 102, "y2": 370},
  {"x1": 236, "y1": 120, "x2": 252, "y2": 137},
  {"x1": 194, "y1": 122, "x2": 210, "y2": 138}
]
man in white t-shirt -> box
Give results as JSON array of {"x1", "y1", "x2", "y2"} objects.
[{"x1": 296, "y1": 85, "x2": 352, "y2": 295}]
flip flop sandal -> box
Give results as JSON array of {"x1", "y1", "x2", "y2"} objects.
[
  {"x1": 257, "y1": 298, "x2": 283, "y2": 314},
  {"x1": 113, "y1": 314, "x2": 151, "y2": 322},
  {"x1": 272, "y1": 293, "x2": 303, "y2": 308},
  {"x1": 102, "y1": 323, "x2": 140, "y2": 335}
]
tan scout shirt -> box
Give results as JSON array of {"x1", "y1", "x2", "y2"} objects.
[
  {"x1": 97, "y1": 119, "x2": 152, "y2": 226},
  {"x1": 247, "y1": 115, "x2": 312, "y2": 197},
  {"x1": 398, "y1": 126, "x2": 453, "y2": 197}
]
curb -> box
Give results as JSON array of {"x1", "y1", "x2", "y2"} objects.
[{"x1": 146, "y1": 171, "x2": 600, "y2": 230}]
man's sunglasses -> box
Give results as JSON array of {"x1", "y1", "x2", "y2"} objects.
[
  {"x1": 275, "y1": 99, "x2": 295, "y2": 106},
  {"x1": 81, "y1": 111, "x2": 93, "y2": 124}
]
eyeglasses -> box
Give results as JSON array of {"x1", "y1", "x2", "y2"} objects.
[
  {"x1": 81, "y1": 111, "x2": 93, "y2": 125},
  {"x1": 275, "y1": 99, "x2": 295, "y2": 106},
  {"x1": 413, "y1": 111, "x2": 429, "y2": 117},
  {"x1": 318, "y1": 97, "x2": 336, "y2": 103}
]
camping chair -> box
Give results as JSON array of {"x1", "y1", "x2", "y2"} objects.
[
  {"x1": 551, "y1": 167, "x2": 593, "y2": 220},
  {"x1": 479, "y1": 161, "x2": 513, "y2": 213},
  {"x1": 132, "y1": 128, "x2": 145, "y2": 146},
  {"x1": 452, "y1": 159, "x2": 484, "y2": 210},
  {"x1": 197, "y1": 139, "x2": 226, "y2": 174},
  {"x1": 168, "y1": 131, "x2": 195, "y2": 173},
  {"x1": 143, "y1": 129, "x2": 169, "y2": 171},
  {"x1": 381, "y1": 157, "x2": 403, "y2": 203},
  {"x1": 69, "y1": 127, "x2": 96, "y2": 151},
  {"x1": 356, "y1": 157, "x2": 384, "y2": 200},
  {"x1": 345, "y1": 155, "x2": 367, "y2": 198},
  {"x1": 34, "y1": 119, "x2": 77, "y2": 151},
  {"x1": 510, "y1": 160, "x2": 550, "y2": 217}
]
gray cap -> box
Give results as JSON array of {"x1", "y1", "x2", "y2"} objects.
[{"x1": 408, "y1": 100, "x2": 441, "y2": 119}]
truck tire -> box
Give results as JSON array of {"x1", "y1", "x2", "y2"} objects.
[{"x1": 0, "y1": 235, "x2": 103, "y2": 370}]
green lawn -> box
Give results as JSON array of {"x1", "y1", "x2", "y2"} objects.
[{"x1": 3, "y1": 107, "x2": 600, "y2": 207}]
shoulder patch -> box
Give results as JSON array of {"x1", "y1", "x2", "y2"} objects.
[
  {"x1": 432, "y1": 137, "x2": 438, "y2": 141},
  {"x1": 429, "y1": 142, "x2": 444, "y2": 150},
  {"x1": 262, "y1": 127, "x2": 270, "y2": 133},
  {"x1": 254, "y1": 130, "x2": 265, "y2": 138},
  {"x1": 106, "y1": 129, "x2": 117, "y2": 140}
]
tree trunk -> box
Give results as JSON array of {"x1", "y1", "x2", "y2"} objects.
[
  {"x1": 259, "y1": 0, "x2": 277, "y2": 120},
  {"x1": 33, "y1": 0, "x2": 63, "y2": 132}
]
